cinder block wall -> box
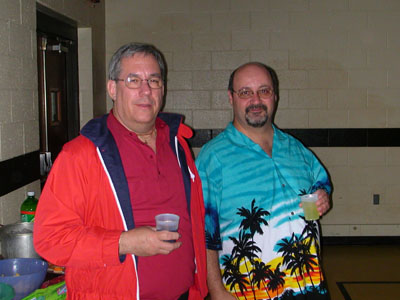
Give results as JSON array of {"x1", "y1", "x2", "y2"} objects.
[
  {"x1": 0, "y1": 0, "x2": 39, "y2": 224},
  {"x1": 0, "y1": 0, "x2": 105, "y2": 225},
  {"x1": 106, "y1": 0, "x2": 400, "y2": 236}
]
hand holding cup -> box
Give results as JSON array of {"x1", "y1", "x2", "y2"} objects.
[
  {"x1": 300, "y1": 194, "x2": 319, "y2": 221},
  {"x1": 155, "y1": 213, "x2": 180, "y2": 242}
]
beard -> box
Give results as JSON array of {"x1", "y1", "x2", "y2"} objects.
[{"x1": 245, "y1": 104, "x2": 268, "y2": 127}]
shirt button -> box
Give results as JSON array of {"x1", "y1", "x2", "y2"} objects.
[
  {"x1": 282, "y1": 184, "x2": 285, "y2": 187},
  {"x1": 291, "y1": 212, "x2": 294, "y2": 215}
]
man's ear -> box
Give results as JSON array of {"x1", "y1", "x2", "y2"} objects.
[
  {"x1": 107, "y1": 80, "x2": 116, "y2": 100},
  {"x1": 228, "y1": 91, "x2": 234, "y2": 106}
]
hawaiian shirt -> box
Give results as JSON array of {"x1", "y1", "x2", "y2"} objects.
[{"x1": 196, "y1": 123, "x2": 332, "y2": 300}]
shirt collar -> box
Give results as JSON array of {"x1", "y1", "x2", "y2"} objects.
[
  {"x1": 226, "y1": 122, "x2": 279, "y2": 151},
  {"x1": 107, "y1": 109, "x2": 169, "y2": 144}
]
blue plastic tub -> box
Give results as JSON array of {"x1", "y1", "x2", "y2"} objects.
[{"x1": 0, "y1": 258, "x2": 48, "y2": 300}]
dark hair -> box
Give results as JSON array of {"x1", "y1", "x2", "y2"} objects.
[
  {"x1": 228, "y1": 62, "x2": 279, "y2": 99},
  {"x1": 108, "y1": 42, "x2": 167, "y2": 82}
]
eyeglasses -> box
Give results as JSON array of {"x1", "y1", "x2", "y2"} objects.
[
  {"x1": 114, "y1": 75, "x2": 163, "y2": 89},
  {"x1": 232, "y1": 87, "x2": 274, "y2": 99}
]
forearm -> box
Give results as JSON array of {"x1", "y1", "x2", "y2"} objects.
[{"x1": 207, "y1": 249, "x2": 235, "y2": 299}]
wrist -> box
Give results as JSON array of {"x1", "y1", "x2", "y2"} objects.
[{"x1": 118, "y1": 231, "x2": 125, "y2": 255}]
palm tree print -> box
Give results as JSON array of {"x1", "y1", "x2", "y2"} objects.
[
  {"x1": 222, "y1": 253, "x2": 250, "y2": 299},
  {"x1": 230, "y1": 231, "x2": 261, "y2": 298},
  {"x1": 221, "y1": 198, "x2": 328, "y2": 299},
  {"x1": 300, "y1": 216, "x2": 323, "y2": 285},
  {"x1": 266, "y1": 263, "x2": 285, "y2": 298},
  {"x1": 205, "y1": 203, "x2": 221, "y2": 248},
  {"x1": 277, "y1": 234, "x2": 305, "y2": 293},
  {"x1": 250, "y1": 260, "x2": 273, "y2": 299},
  {"x1": 237, "y1": 199, "x2": 270, "y2": 238},
  {"x1": 277, "y1": 233, "x2": 320, "y2": 292},
  {"x1": 206, "y1": 231, "x2": 221, "y2": 249},
  {"x1": 222, "y1": 199, "x2": 269, "y2": 298}
]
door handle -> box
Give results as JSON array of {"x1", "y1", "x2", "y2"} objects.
[{"x1": 40, "y1": 152, "x2": 53, "y2": 176}]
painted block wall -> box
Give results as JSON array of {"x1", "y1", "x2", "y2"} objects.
[{"x1": 106, "y1": 0, "x2": 400, "y2": 236}]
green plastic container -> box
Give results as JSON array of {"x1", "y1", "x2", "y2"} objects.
[{"x1": 0, "y1": 282, "x2": 15, "y2": 300}]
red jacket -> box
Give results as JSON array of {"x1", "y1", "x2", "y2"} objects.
[{"x1": 34, "y1": 113, "x2": 207, "y2": 300}]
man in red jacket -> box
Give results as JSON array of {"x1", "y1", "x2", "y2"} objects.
[{"x1": 34, "y1": 42, "x2": 207, "y2": 300}]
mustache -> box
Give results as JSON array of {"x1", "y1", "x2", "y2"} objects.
[{"x1": 245, "y1": 104, "x2": 268, "y2": 114}]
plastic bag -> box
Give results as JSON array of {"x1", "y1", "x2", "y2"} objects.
[{"x1": 22, "y1": 281, "x2": 66, "y2": 300}]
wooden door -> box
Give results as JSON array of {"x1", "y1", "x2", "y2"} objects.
[{"x1": 38, "y1": 34, "x2": 70, "y2": 158}]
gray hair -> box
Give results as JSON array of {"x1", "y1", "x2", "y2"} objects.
[{"x1": 108, "y1": 42, "x2": 167, "y2": 82}]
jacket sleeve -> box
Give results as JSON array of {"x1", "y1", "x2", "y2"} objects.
[
  {"x1": 177, "y1": 124, "x2": 208, "y2": 299},
  {"x1": 33, "y1": 138, "x2": 123, "y2": 269}
]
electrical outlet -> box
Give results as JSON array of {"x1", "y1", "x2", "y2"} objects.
[{"x1": 373, "y1": 194, "x2": 380, "y2": 205}]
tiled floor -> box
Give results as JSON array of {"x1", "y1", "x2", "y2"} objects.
[{"x1": 322, "y1": 244, "x2": 400, "y2": 300}]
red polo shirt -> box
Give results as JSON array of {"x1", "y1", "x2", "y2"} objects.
[{"x1": 107, "y1": 112, "x2": 194, "y2": 300}]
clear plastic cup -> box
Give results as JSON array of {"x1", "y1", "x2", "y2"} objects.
[
  {"x1": 300, "y1": 194, "x2": 319, "y2": 221},
  {"x1": 155, "y1": 213, "x2": 180, "y2": 242}
]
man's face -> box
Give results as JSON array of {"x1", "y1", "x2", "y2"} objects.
[
  {"x1": 107, "y1": 53, "x2": 164, "y2": 131},
  {"x1": 229, "y1": 64, "x2": 277, "y2": 130}
]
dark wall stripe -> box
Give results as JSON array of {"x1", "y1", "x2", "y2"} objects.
[
  {"x1": 1, "y1": 129, "x2": 399, "y2": 196},
  {"x1": 189, "y1": 128, "x2": 400, "y2": 148},
  {"x1": 322, "y1": 236, "x2": 400, "y2": 246},
  {"x1": 0, "y1": 151, "x2": 40, "y2": 197}
]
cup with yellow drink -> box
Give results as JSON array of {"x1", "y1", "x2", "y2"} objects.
[{"x1": 300, "y1": 193, "x2": 319, "y2": 221}]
